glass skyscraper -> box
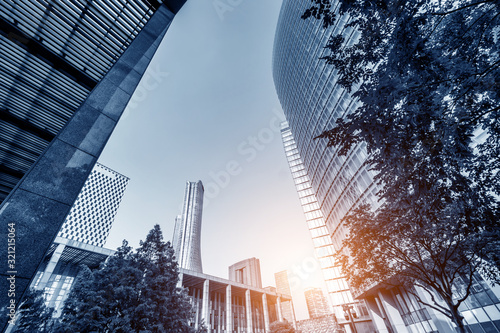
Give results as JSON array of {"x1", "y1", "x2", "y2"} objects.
[
  {"x1": 274, "y1": 1, "x2": 500, "y2": 333},
  {"x1": 173, "y1": 180, "x2": 204, "y2": 273},
  {"x1": 273, "y1": 1, "x2": 377, "y2": 331},
  {"x1": 57, "y1": 163, "x2": 129, "y2": 247}
]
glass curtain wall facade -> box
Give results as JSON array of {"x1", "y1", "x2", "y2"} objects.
[
  {"x1": 280, "y1": 123, "x2": 373, "y2": 331},
  {"x1": 273, "y1": 1, "x2": 378, "y2": 331},
  {"x1": 274, "y1": 2, "x2": 500, "y2": 333}
]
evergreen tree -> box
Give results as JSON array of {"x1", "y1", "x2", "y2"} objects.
[
  {"x1": 302, "y1": 1, "x2": 500, "y2": 332},
  {"x1": 12, "y1": 289, "x2": 54, "y2": 333},
  {"x1": 59, "y1": 226, "x2": 196, "y2": 333},
  {"x1": 131, "y1": 224, "x2": 194, "y2": 332}
]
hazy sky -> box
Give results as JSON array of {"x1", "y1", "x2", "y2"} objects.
[{"x1": 98, "y1": 0, "x2": 325, "y2": 320}]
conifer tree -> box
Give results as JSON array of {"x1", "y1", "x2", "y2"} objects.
[
  {"x1": 58, "y1": 225, "x2": 197, "y2": 333},
  {"x1": 12, "y1": 289, "x2": 54, "y2": 333}
]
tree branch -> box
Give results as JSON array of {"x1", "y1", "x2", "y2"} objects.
[{"x1": 431, "y1": 0, "x2": 497, "y2": 16}]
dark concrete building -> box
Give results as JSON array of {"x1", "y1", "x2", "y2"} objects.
[{"x1": 0, "y1": 1, "x2": 187, "y2": 330}]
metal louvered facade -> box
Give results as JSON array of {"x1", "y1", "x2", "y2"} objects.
[
  {"x1": 0, "y1": 2, "x2": 186, "y2": 330},
  {"x1": 0, "y1": 0, "x2": 163, "y2": 204}
]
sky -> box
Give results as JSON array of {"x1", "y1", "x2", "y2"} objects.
[{"x1": 98, "y1": 0, "x2": 326, "y2": 320}]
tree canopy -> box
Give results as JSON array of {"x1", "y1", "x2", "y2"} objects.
[
  {"x1": 58, "y1": 225, "x2": 197, "y2": 333},
  {"x1": 303, "y1": 0, "x2": 500, "y2": 331},
  {"x1": 12, "y1": 289, "x2": 54, "y2": 333}
]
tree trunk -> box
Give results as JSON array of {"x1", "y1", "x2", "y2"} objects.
[{"x1": 444, "y1": 296, "x2": 467, "y2": 333}]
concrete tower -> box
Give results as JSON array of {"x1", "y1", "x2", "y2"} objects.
[
  {"x1": 57, "y1": 163, "x2": 129, "y2": 247},
  {"x1": 173, "y1": 181, "x2": 204, "y2": 273}
]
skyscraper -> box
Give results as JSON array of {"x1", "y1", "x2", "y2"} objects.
[
  {"x1": 274, "y1": 2, "x2": 500, "y2": 333},
  {"x1": 0, "y1": 1, "x2": 187, "y2": 322},
  {"x1": 58, "y1": 163, "x2": 129, "y2": 247},
  {"x1": 273, "y1": 1, "x2": 376, "y2": 331},
  {"x1": 304, "y1": 287, "x2": 330, "y2": 319},
  {"x1": 173, "y1": 181, "x2": 204, "y2": 273},
  {"x1": 274, "y1": 270, "x2": 296, "y2": 325}
]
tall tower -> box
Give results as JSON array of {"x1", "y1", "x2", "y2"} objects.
[
  {"x1": 57, "y1": 163, "x2": 129, "y2": 247},
  {"x1": 273, "y1": 1, "x2": 376, "y2": 332},
  {"x1": 274, "y1": 270, "x2": 296, "y2": 325},
  {"x1": 173, "y1": 181, "x2": 204, "y2": 273},
  {"x1": 304, "y1": 288, "x2": 330, "y2": 319}
]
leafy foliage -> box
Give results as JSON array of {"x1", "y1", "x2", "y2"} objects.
[
  {"x1": 58, "y1": 225, "x2": 196, "y2": 333},
  {"x1": 303, "y1": 0, "x2": 500, "y2": 331},
  {"x1": 269, "y1": 320, "x2": 296, "y2": 333},
  {"x1": 12, "y1": 289, "x2": 54, "y2": 332}
]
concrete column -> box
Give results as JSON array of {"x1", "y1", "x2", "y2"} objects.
[
  {"x1": 378, "y1": 290, "x2": 409, "y2": 333},
  {"x1": 195, "y1": 289, "x2": 201, "y2": 330},
  {"x1": 202, "y1": 279, "x2": 210, "y2": 330},
  {"x1": 34, "y1": 243, "x2": 65, "y2": 290},
  {"x1": 262, "y1": 293, "x2": 270, "y2": 332},
  {"x1": 177, "y1": 272, "x2": 184, "y2": 289},
  {"x1": 217, "y1": 292, "x2": 221, "y2": 333},
  {"x1": 226, "y1": 285, "x2": 233, "y2": 333},
  {"x1": 0, "y1": 3, "x2": 186, "y2": 330},
  {"x1": 290, "y1": 301, "x2": 297, "y2": 328},
  {"x1": 277, "y1": 297, "x2": 283, "y2": 322},
  {"x1": 246, "y1": 289, "x2": 253, "y2": 333},
  {"x1": 365, "y1": 296, "x2": 391, "y2": 333}
]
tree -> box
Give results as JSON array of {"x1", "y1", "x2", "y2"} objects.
[
  {"x1": 58, "y1": 242, "x2": 142, "y2": 332},
  {"x1": 302, "y1": 1, "x2": 500, "y2": 332},
  {"x1": 59, "y1": 225, "x2": 197, "y2": 333},
  {"x1": 269, "y1": 320, "x2": 296, "y2": 333},
  {"x1": 12, "y1": 289, "x2": 54, "y2": 332},
  {"x1": 131, "y1": 224, "x2": 194, "y2": 332}
]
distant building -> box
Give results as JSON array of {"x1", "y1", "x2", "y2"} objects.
[
  {"x1": 274, "y1": 270, "x2": 296, "y2": 325},
  {"x1": 172, "y1": 183, "x2": 296, "y2": 332},
  {"x1": 173, "y1": 181, "x2": 204, "y2": 273},
  {"x1": 57, "y1": 163, "x2": 129, "y2": 247},
  {"x1": 305, "y1": 288, "x2": 330, "y2": 319},
  {"x1": 229, "y1": 258, "x2": 263, "y2": 289}
]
